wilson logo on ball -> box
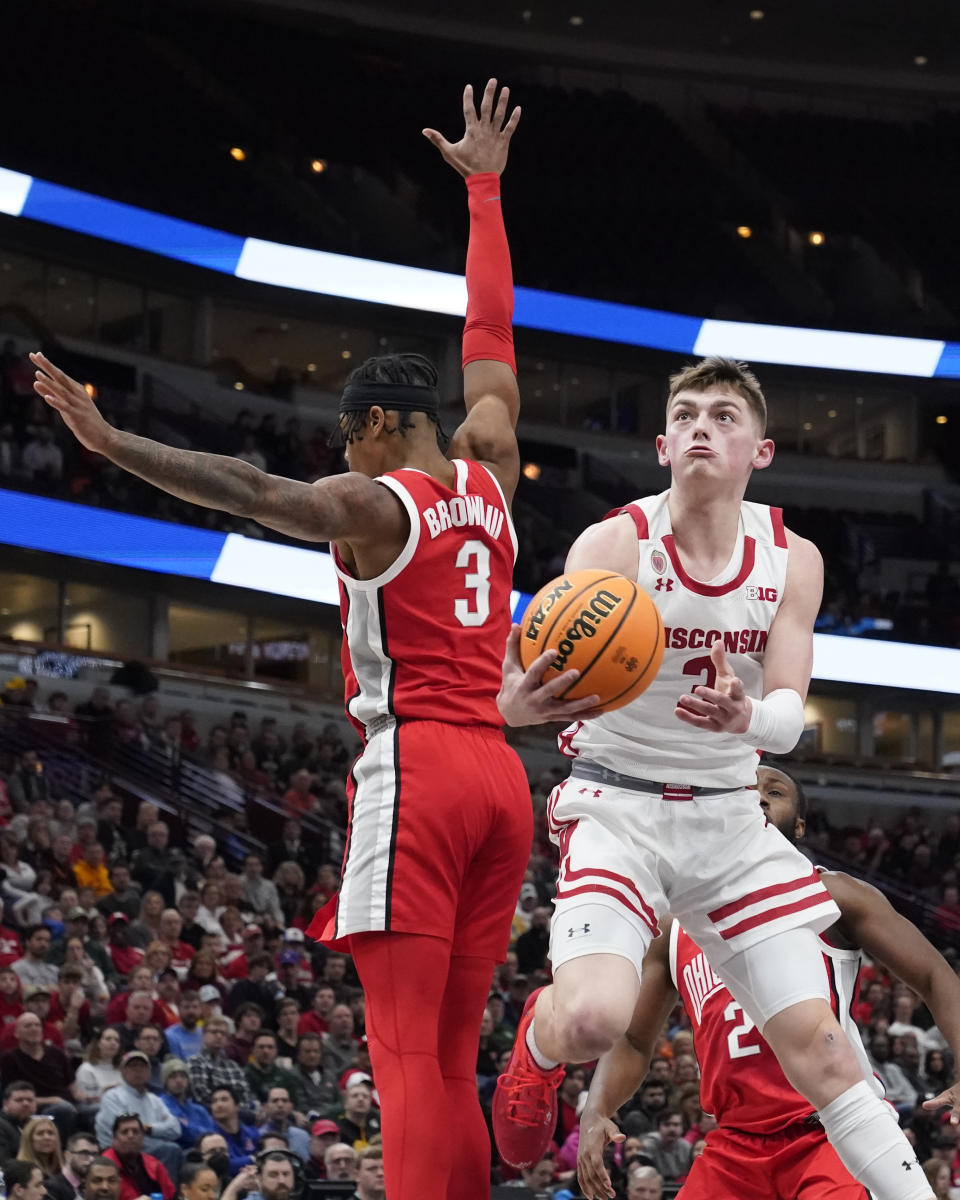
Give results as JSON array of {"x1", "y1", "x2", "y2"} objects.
[{"x1": 520, "y1": 568, "x2": 666, "y2": 715}]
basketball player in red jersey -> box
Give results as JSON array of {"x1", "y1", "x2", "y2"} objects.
[
  {"x1": 495, "y1": 359, "x2": 936, "y2": 1199},
  {"x1": 577, "y1": 764, "x2": 960, "y2": 1200},
  {"x1": 31, "y1": 80, "x2": 551, "y2": 1200}
]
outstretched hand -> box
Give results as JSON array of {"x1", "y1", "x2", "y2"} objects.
[
  {"x1": 675, "y1": 639, "x2": 752, "y2": 734},
  {"x1": 577, "y1": 1109, "x2": 624, "y2": 1200},
  {"x1": 30, "y1": 351, "x2": 116, "y2": 455},
  {"x1": 423, "y1": 78, "x2": 520, "y2": 177},
  {"x1": 923, "y1": 1083, "x2": 960, "y2": 1124},
  {"x1": 497, "y1": 624, "x2": 601, "y2": 727}
]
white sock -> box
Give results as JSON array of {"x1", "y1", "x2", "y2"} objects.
[
  {"x1": 525, "y1": 1017, "x2": 561, "y2": 1071},
  {"x1": 819, "y1": 1081, "x2": 932, "y2": 1200}
]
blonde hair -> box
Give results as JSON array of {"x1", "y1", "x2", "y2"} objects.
[
  {"x1": 666, "y1": 356, "x2": 767, "y2": 434},
  {"x1": 18, "y1": 1117, "x2": 63, "y2": 1177}
]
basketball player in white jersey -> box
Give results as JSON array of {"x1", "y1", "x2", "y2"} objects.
[
  {"x1": 494, "y1": 358, "x2": 936, "y2": 1200},
  {"x1": 577, "y1": 765, "x2": 960, "y2": 1200}
]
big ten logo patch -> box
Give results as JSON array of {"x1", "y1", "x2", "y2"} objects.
[{"x1": 745, "y1": 585, "x2": 777, "y2": 602}]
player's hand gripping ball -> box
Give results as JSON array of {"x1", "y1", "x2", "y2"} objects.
[{"x1": 519, "y1": 569, "x2": 665, "y2": 715}]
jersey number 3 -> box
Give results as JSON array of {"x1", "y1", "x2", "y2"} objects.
[
  {"x1": 724, "y1": 1000, "x2": 761, "y2": 1059},
  {"x1": 455, "y1": 539, "x2": 491, "y2": 627}
]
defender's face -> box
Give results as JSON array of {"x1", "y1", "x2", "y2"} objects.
[
  {"x1": 757, "y1": 767, "x2": 803, "y2": 841},
  {"x1": 657, "y1": 386, "x2": 772, "y2": 483}
]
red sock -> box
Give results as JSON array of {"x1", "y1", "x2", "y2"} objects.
[{"x1": 351, "y1": 933, "x2": 457, "y2": 1198}]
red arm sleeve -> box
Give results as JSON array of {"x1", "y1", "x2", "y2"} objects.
[{"x1": 462, "y1": 172, "x2": 516, "y2": 373}]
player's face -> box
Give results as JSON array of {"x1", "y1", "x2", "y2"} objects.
[
  {"x1": 756, "y1": 768, "x2": 803, "y2": 842},
  {"x1": 656, "y1": 386, "x2": 772, "y2": 485}
]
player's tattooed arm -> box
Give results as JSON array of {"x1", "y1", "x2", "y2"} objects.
[
  {"x1": 824, "y1": 870, "x2": 960, "y2": 1124},
  {"x1": 30, "y1": 351, "x2": 406, "y2": 544}
]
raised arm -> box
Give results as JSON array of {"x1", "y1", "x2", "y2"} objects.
[
  {"x1": 30, "y1": 352, "x2": 406, "y2": 546},
  {"x1": 824, "y1": 871, "x2": 960, "y2": 1122},
  {"x1": 425, "y1": 79, "x2": 522, "y2": 500},
  {"x1": 578, "y1": 922, "x2": 679, "y2": 1200}
]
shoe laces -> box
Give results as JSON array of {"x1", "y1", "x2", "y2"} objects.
[{"x1": 499, "y1": 1066, "x2": 563, "y2": 1126}]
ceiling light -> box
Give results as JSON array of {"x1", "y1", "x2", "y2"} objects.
[
  {"x1": 522, "y1": 462, "x2": 541, "y2": 481},
  {"x1": 341, "y1": 350, "x2": 352, "y2": 360},
  {"x1": 827, "y1": 409, "x2": 837, "y2": 418},
  {"x1": 808, "y1": 231, "x2": 825, "y2": 246},
  {"x1": 229, "y1": 147, "x2": 247, "y2": 162},
  {"x1": 306, "y1": 363, "x2": 316, "y2": 372},
  {"x1": 521, "y1": 10, "x2": 532, "y2": 21},
  {"x1": 234, "y1": 382, "x2": 245, "y2": 391},
  {"x1": 802, "y1": 422, "x2": 813, "y2": 431},
  {"x1": 569, "y1": 15, "x2": 584, "y2": 25},
  {"x1": 936, "y1": 414, "x2": 948, "y2": 425},
  {"x1": 736, "y1": 225, "x2": 752, "y2": 239},
  {"x1": 749, "y1": 9, "x2": 764, "y2": 18},
  {"x1": 914, "y1": 55, "x2": 928, "y2": 66},
  {"x1": 310, "y1": 159, "x2": 327, "y2": 174}
]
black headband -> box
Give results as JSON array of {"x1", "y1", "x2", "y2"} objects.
[{"x1": 338, "y1": 382, "x2": 440, "y2": 417}]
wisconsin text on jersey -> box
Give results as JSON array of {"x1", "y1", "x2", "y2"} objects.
[
  {"x1": 421, "y1": 492, "x2": 504, "y2": 539},
  {"x1": 663, "y1": 625, "x2": 769, "y2": 652}
]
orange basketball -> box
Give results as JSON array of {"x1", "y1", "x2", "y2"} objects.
[{"x1": 518, "y1": 568, "x2": 665, "y2": 714}]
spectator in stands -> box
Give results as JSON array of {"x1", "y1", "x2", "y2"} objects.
[
  {"x1": 129, "y1": 892, "x2": 166, "y2": 950},
  {"x1": 95, "y1": 866, "x2": 139, "y2": 923},
  {"x1": 0, "y1": 1080, "x2": 40, "y2": 1160},
  {"x1": 131, "y1": 828, "x2": 176, "y2": 907},
  {"x1": 49, "y1": 838, "x2": 78, "y2": 897},
  {"x1": 226, "y1": 1003, "x2": 264, "y2": 1065},
  {"x1": 48, "y1": 967, "x2": 92, "y2": 1049},
  {"x1": 638, "y1": 1109, "x2": 692, "y2": 1183},
  {"x1": 252, "y1": 1150, "x2": 296, "y2": 1200},
  {"x1": 74, "y1": 1029, "x2": 122, "y2": 1102},
  {"x1": 351, "y1": 1146, "x2": 384, "y2": 1200},
  {"x1": 272, "y1": 865, "x2": 305, "y2": 929},
  {"x1": 335, "y1": 1080, "x2": 378, "y2": 1151},
  {"x1": 21, "y1": 425, "x2": 63, "y2": 482},
  {"x1": 5, "y1": 752, "x2": 48, "y2": 809},
  {"x1": 17, "y1": 1113, "x2": 64, "y2": 1180},
  {"x1": 80, "y1": 1156, "x2": 121, "y2": 1200},
  {"x1": 94, "y1": 796, "x2": 128, "y2": 865},
  {"x1": 265, "y1": 820, "x2": 312, "y2": 879},
  {"x1": 176, "y1": 893, "x2": 204, "y2": 951},
  {"x1": 245, "y1": 1033, "x2": 300, "y2": 1106},
  {"x1": 298, "y1": 987, "x2": 335, "y2": 1038},
  {"x1": 280, "y1": 772, "x2": 317, "y2": 822},
  {"x1": 95, "y1": 1051, "x2": 181, "y2": 1177},
  {"x1": 289, "y1": 1035, "x2": 337, "y2": 1117},
  {"x1": 0, "y1": 966, "x2": 24, "y2": 1030},
  {"x1": 158, "y1": 1058, "x2": 214, "y2": 1149},
  {"x1": 105, "y1": 915, "x2": 143, "y2": 977},
  {"x1": 188, "y1": 1016, "x2": 253, "y2": 1108},
  {"x1": 133, "y1": 1024, "x2": 166, "y2": 1092},
  {"x1": 934, "y1": 885, "x2": 960, "y2": 941},
  {"x1": 72, "y1": 846, "x2": 112, "y2": 900},
  {"x1": 45, "y1": 1131, "x2": 98, "y2": 1200},
  {"x1": 257, "y1": 1086, "x2": 308, "y2": 1160},
  {"x1": 321, "y1": 1006, "x2": 359, "y2": 1080},
  {"x1": 59, "y1": 944, "x2": 105, "y2": 1015},
  {"x1": 1, "y1": 836, "x2": 39, "y2": 907},
  {"x1": 164, "y1": 990, "x2": 203, "y2": 1061},
  {"x1": 321, "y1": 1142, "x2": 356, "y2": 1182},
  {"x1": 621, "y1": 1079, "x2": 669, "y2": 1138},
  {"x1": 0, "y1": 903, "x2": 24, "y2": 967},
  {"x1": 209, "y1": 1084, "x2": 258, "y2": 1172},
  {"x1": 4, "y1": 1160, "x2": 46, "y2": 1200},
  {"x1": 241, "y1": 856, "x2": 282, "y2": 925},
  {"x1": 74, "y1": 690, "x2": 114, "y2": 758},
  {"x1": 114, "y1": 991, "x2": 154, "y2": 1053},
  {"x1": 12, "y1": 927, "x2": 57, "y2": 991},
  {"x1": 627, "y1": 1166, "x2": 664, "y2": 1200},
  {"x1": 157, "y1": 910, "x2": 195, "y2": 978},
  {"x1": 0, "y1": 1013, "x2": 78, "y2": 1139},
  {"x1": 515, "y1": 906, "x2": 551, "y2": 976},
  {"x1": 103, "y1": 1113, "x2": 174, "y2": 1200},
  {"x1": 868, "y1": 1030, "x2": 917, "y2": 1120},
  {"x1": 224, "y1": 954, "x2": 278, "y2": 1019}
]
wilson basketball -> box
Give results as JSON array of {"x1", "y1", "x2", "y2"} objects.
[{"x1": 519, "y1": 568, "x2": 665, "y2": 714}]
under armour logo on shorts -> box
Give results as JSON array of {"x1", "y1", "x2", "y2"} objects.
[{"x1": 567, "y1": 923, "x2": 591, "y2": 939}]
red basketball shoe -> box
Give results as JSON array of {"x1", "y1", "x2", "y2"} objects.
[{"x1": 493, "y1": 986, "x2": 566, "y2": 1168}]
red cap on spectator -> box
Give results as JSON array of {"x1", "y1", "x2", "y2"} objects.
[
  {"x1": 243, "y1": 925, "x2": 262, "y2": 938},
  {"x1": 310, "y1": 1120, "x2": 340, "y2": 1137}
]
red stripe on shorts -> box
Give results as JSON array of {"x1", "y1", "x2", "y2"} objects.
[
  {"x1": 708, "y1": 869, "x2": 821, "y2": 923},
  {"x1": 554, "y1": 881, "x2": 659, "y2": 937},
  {"x1": 562, "y1": 862, "x2": 658, "y2": 930},
  {"x1": 716, "y1": 891, "x2": 833, "y2": 941}
]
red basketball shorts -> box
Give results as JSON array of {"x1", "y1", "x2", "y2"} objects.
[
  {"x1": 679, "y1": 1124, "x2": 868, "y2": 1199},
  {"x1": 311, "y1": 718, "x2": 533, "y2": 961}
]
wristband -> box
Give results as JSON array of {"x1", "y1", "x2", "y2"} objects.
[{"x1": 739, "y1": 688, "x2": 805, "y2": 754}]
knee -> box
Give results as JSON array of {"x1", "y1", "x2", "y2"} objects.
[
  {"x1": 768, "y1": 1007, "x2": 859, "y2": 1094},
  {"x1": 554, "y1": 999, "x2": 625, "y2": 1059}
]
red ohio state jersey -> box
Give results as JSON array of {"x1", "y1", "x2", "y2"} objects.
[
  {"x1": 670, "y1": 921, "x2": 880, "y2": 1134},
  {"x1": 334, "y1": 459, "x2": 517, "y2": 736}
]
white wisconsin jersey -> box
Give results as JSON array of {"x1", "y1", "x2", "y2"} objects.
[{"x1": 564, "y1": 490, "x2": 789, "y2": 787}]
